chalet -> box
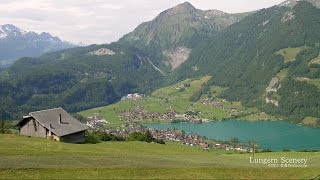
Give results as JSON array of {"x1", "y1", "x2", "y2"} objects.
[{"x1": 17, "y1": 107, "x2": 88, "y2": 143}]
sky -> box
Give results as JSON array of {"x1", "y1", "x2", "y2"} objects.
[{"x1": 0, "y1": 0, "x2": 285, "y2": 45}]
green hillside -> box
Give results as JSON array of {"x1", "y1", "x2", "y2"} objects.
[{"x1": 0, "y1": 134, "x2": 319, "y2": 179}]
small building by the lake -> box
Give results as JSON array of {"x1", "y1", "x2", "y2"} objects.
[{"x1": 17, "y1": 107, "x2": 88, "y2": 143}]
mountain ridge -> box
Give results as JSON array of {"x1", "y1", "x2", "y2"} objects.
[
  {"x1": 0, "y1": 24, "x2": 76, "y2": 67},
  {"x1": 120, "y1": 2, "x2": 249, "y2": 72}
]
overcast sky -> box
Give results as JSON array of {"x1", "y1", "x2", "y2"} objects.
[{"x1": 0, "y1": 0, "x2": 285, "y2": 45}]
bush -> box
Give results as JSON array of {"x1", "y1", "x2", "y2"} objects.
[
  {"x1": 153, "y1": 139, "x2": 165, "y2": 144},
  {"x1": 184, "y1": 83, "x2": 190, "y2": 87},
  {"x1": 0, "y1": 120, "x2": 15, "y2": 134},
  {"x1": 85, "y1": 131, "x2": 100, "y2": 144},
  {"x1": 101, "y1": 133, "x2": 125, "y2": 141},
  {"x1": 282, "y1": 148, "x2": 291, "y2": 152},
  {"x1": 179, "y1": 87, "x2": 186, "y2": 92},
  {"x1": 127, "y1": 132, "x2": 148, "y2": 142},
  {"x1": 127, "y1": 130, "x2": 164, "y2": 144},
  {"x1": 261, "y1": 149, "x2": 272, "y2": 152},
  {"x1": 0, "y1": 120, "x2": 6, "y2": 133},
  {"x1": 298, "y1": 149, "x2": 319, "y2": 152}
]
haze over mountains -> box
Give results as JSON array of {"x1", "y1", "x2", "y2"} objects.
[
  {"x1": 0, "y1": 24, "x2": 76, "y2": 67},
  {"x1": 0, "y1": 1, "x2": 320, "y2": 124}
]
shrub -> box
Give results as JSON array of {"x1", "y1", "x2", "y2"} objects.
[
  {"x1": 127, "y1": 132, "x2": 148, "y2": 142},
  {"x1": 184, "y1": 83, "x2": 190, "y2": 87},
  {"x1": 153, "y1": 139, "x2": 165, "y2": 144},
  {"x1": 282, "y1": 148, "x2": 291, "y2": 152},
  {"x1": 101, "y1": 133, "x2": 125, "y2": 141},
  {"x1": 261, "y1": 149, "x2": 272, "y2": 152},
  {"x1": 85, "y1": 131, "x2": 100, "y2": 144}
]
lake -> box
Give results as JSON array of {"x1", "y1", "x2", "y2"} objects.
[{"x1": 144, "y1": 120, "x2": 320, "y2": 151}]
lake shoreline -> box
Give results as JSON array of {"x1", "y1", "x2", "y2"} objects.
[{"x1": 144, "y1": 120, "x2": 320, "y2": 151}]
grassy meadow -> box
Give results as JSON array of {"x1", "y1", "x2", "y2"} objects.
[
  {"x1": 0, "y1": 134, "x2": 319, "y2": 179},
  {"x1": 275, "y1": 46, "x2": 308, "y2": 62}
]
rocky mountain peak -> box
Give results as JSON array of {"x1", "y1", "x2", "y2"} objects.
[
  {"x1": 167, "y1": 2, "x2": 196, "y2": 15},
  {"x1": 2, "y1": 24, "x2": 20, "y2": 32},
  {"x1": 0, "y1": 24, "x2": 28, "y2": 39},
  {"x1": 174, "y1": 2, "x2": 195, "y2": 9},
  {"x1": 204, "y1": 9, "x2": 228, "y2": 17}
]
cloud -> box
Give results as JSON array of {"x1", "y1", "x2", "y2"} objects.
[{"x1": 0, "y1": 0, "x2": 284, "y2": 44}]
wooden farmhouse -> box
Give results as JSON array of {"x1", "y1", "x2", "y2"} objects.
[{"x1": 17, "y1": 107, "x2": 88, "y2": 143}]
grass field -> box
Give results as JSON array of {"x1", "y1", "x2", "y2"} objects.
[
  {"x1": 0, "y1": 134, "x2": 319, "y2": 179},
  {"x1": 80, "y1": 76, "x2": 272, "y2": 126},
  {"x1": 275, "y1": 47, "x2": 308, "y2": 63}
]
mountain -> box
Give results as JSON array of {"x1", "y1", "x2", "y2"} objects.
[
  {"x1": 0, "y1": 24, "x2": 76, "y2": 67},
  {"x1": 172, "y1": 1, "x2": 320, "y2": 122},
  {"x1": 119, "y1": 2, "x2": 249, "y2": 71}
]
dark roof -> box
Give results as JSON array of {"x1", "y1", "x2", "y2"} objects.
[{"x1": 19, "y1": 107, "x2": 88, "y2": 137}]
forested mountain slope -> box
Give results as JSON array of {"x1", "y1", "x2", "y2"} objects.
[
  {"x1": 172, "y1": 1, "x2": 320, "y2": 122},
  {"x1": 0, "y1": 43, "x2": 164, "y2": 119}
]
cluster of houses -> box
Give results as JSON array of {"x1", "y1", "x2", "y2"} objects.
[
  {"x1": 150, "y1": 128, "x2": 209, "y2": 148},
  {"x1": 120, "y1": 106, "x2": 208, "y2": 123},
  {"x1": 150, "y1": 128, "x2": 251, "y2": 151},
  {"x1": 202, "y1": 98, "x2": 243, "y2": 117},
  {"x1": 121, "y1": 93, "x2": 144, "y2": 100},
  {"x1": 86, "y1": 113, "x2": 108, "y2": 129}
]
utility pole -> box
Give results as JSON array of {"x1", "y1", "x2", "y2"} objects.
[{"x1": 252, "y1": 139, "x2": 255, "y2": 160}]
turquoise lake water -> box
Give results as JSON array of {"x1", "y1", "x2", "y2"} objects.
[{"x1": 144, "y1": 120, "x2": 320, "y2": 151}]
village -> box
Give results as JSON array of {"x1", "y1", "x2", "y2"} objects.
[
  {"x1": 119, "y1": 106, "x2": 209, "y2": 124},
  {"x1": 80, "y1": 93, "x2": 253, "y2": 152},
  {"x1": 201, "y1": 98, "x2": 242, "y2": 117},
  {"x1": 85, "y1": 108, "x2": 251, "y2": 152}
]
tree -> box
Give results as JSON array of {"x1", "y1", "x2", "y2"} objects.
[
  {"x1": 145, "y1": 130, "x2": 153, "y2": 143},
  {"x1": 230, "y1": 137, "x2": 239, "y2": 149},
  {"x1": 0, "y1": 120, "x2": 5, "y2": 133}
]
